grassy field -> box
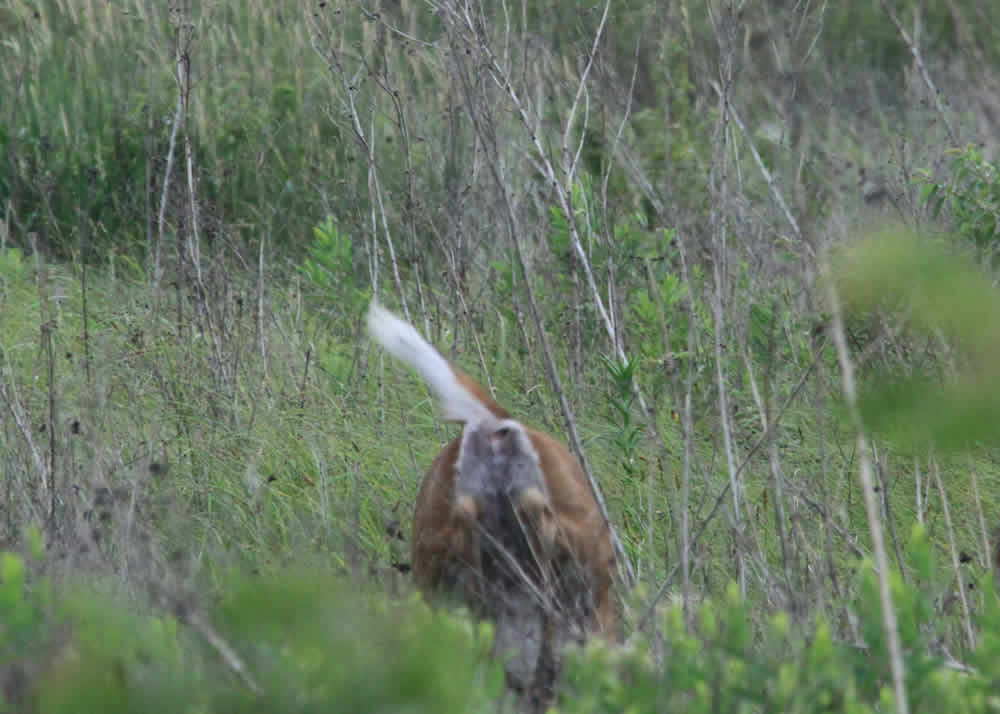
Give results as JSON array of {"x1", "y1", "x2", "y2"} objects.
[{"x1": 4, "y1": 0, "x2": 1000, "y2": 711}]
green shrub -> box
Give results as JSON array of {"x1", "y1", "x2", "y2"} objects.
[
  {"x1": 558, "y1": 523, "x2": 998, "y2": 714},
  {"x1": 2, "y1": 546, "x2": 505, "y2": 714},
  {"x1": 832, "y1": 226, "x2": 1000, "y2": 452},
  {"x1": 918, "y1": 145, "x2": 1000, "y2": 259},
  {"x1": 6, "y1": 526, "x2": 1000, "y2": 713}
]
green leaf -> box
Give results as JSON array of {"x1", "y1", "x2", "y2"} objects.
[
  {"x1": 0, "y1": 552, "x2": 26, "y2": 608},
  {"x1": 27, "y1": 524, "x2": 45, "y2": 561},
  {"x1": 932, "y1": 193, "x2": 946, "y2": 218},
  {"x1": 918, "y1": 182, "x2": 939, "y2": 207}
]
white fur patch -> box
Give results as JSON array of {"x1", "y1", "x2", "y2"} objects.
[
  {"x1": 367, "y1": 300, "x2": 494, "y2": 424},
  {"x1": 494, "y1": 419, "x2": 540, "y2": 465}
]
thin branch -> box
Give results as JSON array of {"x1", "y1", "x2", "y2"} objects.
[
  {"x1": 708, "y1": 18, "x2": 748, "y2": 595},
  {"x1": 0, "y1": 380, "x2": 47, "y2": 500},
  {"x1": 878, "y1": 0, "x2": 957, "y2": 144},
  {"x1": 931, "y1": 455, "x2": 976, "y2": 651},
  {"x1": 307, "y1": 23, "x2": 411, "y2": 323},
  {"x1": 440, "y1": 0, "x2": 636, "y2": 587},
  {"x1": 634, "y1": 344, "x2": 823, "y2": 632},
  {"x1": 183, "y1": 609, "x2": 263, "y2": 695},
  {"x1": 156, "y1": 95, "x2": 181, "y2": 289},
  {"x1": 820, "y1": 253, "x2": 909, "y2": 714},
  {"x1": 710, "y1": 83, "x2": 804, "y2": 244},
  {"x1": 453, "y1": 0, "x2": 641, "y2": 369},
  {"x1": 743, "y1": 344, "x2": 793, "y2": 596},
  {"x1": 968, "y1": 454, "x2": 991, "y2": 569},
  {"x1": 179, "y1": 34, "x2": 202, "y2": 286},
  {"x1": 676, "y1": 234, "x2": 697, "y2": 622},
  {"x1": 873, "y1": 445, "x2": 907, "y2": 581},
  {"x1": 562, "y1": 0, "x2": 609, "y2": 186}
]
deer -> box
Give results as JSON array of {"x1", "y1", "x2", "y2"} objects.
[{"x1": 367, "y1": 300, "x2": 619, "y2": 713}]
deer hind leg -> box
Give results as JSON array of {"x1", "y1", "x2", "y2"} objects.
[{"x1": 525, "y1": 605, "x2": 559, "y2": 714}]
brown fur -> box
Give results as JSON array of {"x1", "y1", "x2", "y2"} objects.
[
  {"x1": 451, "y1": 367, "x2": 512, "y2": 421},
  {"x1": 368, "y1": 296, "x2": 620, "y2": 711},
  {"x1": 410, "y1": 364, "x2": 618, "y2": 638}
]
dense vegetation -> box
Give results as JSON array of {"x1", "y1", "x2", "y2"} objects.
[{"x1": 2, "y1": 0, "x2": 1000, "y2": 711}]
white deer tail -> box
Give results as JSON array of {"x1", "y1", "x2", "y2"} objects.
[{"x1": 367, "y1": 300, "x2": 494, "y2": 424}]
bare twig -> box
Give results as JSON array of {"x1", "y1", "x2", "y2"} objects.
[
  {"x1": 707, "y1": 11, "x2": 748, "y2": 595},
  {"x1": 80, "y1": 169, "x2": 95, "y2": 386},
  {"x1": 915, "y1": 455, "x2": 925, "y2": 525},
  {"x1": 257, "y1": 233, "x2": 267, "y2": 369},
  {"x1": 676, "y1": 234, "x2": 697, "y2": 621},
  {"x1": 791, "y1": 485, "x2": 868, "y2": 561},
  {"x1": 878, "y1": 0, "x2": 958, "y2": 144},
  {"x1": 439, "y1": 0, "x2": 636, "y2": 587},
  {"x1": 184, "y1": 609, "x2": 263, "y2": 695},
  {"x1": 743, "y1": 344, "x2": 794, "y2": 597},
  {"x1": 634, "y1": 344, "x2": 822, "y2": 633},
  {"x1": 43, "y1": 321, "x2": 56, "y2": 529},
  {"x1": 968, "y1": 454, "x2": 991, "y2": 569},
  {"x1": 447, "y1": 0, "x2": 660, "y2": 437},
  {"x1": 561, "y1": 0, "x2": 608, "y2": 187},
  {"x1": 179, "y1": 35, "x2": 202, "y2": 287},
  {"x1": 307, "y1": 26, "x2": 411, "y2": 323},
  {"x1": 144, "y1": 93, "x2": 154, "y2": 284},
  {"x1": 0, "y1": 379, "x2": 48, "y2": 506},
  {"x1": 931, "y1": 455, "x2": 976, "y2": 651},
  {"x1": 819, "y1": 253, "x2": 909, "y2": 714},
  {"x1": 156, "y1": 85, "x2": 181, "y2": 290},
  {"x1": 873, "y1": 445, "x2": 907, "y2": 581},
  {"x1": 710, "y1": 84, "x2": 804, "y2": 245}
]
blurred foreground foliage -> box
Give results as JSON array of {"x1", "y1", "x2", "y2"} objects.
[
  {"x1": 4, "y1": 524, "x2": 1000, "y2": 713},
  {"x1": 2, "y1": 538, "x2": 505, "y2": 714},
  {"x1": 831, "y1": 225, "x2": 1000, "y2": 452},
  {"x1": 563, "y1": 523, "x2": 1000, "y2": 714}
]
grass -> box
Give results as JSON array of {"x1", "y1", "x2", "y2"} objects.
[
  {"x1": 3, "y1": 247, "x2": 997, "y2": 601},
  {"x1": 3, "y1": 239, "x2": 1000, "y2": 711},
  {"x1": 2, "y1": 0, "x2": 359, "y2": 258},
  {"x1": 4, "y1": 0, "x2": 1000, "y2": 709}
]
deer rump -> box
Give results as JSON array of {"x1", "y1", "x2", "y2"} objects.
[
  {"x1": 368, "y1": 301, "x2": 616, "y2": 711},
  {"x1": 416, "y1": 417, "x2": 604, "y2": 704}
]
